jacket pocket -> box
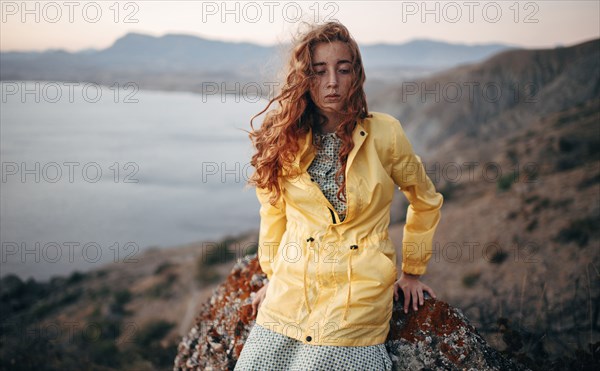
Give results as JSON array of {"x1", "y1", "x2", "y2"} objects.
[
  {"x1": 340, "y1": 246, "x2": 397, "y2": 329},
  {"x1": 376, "y1": 249, "x2": 398, "y2": 286},
  {"x1": 261, "y1": 272, "x2": 304, "y2": 324},
  {"x1": 261, "y1": 234, "x2": 306, "y2": 324}
]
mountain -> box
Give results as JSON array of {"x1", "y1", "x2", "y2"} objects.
[
  {"x1": 361, "y1": 38, "x2": 515, "y2": 68},
  {"x1": 371, "y1": 38, "x2": 600, "y2": 154},
  {"x1": 0, "y1": 32, "x2": 514, "y2": 94}
]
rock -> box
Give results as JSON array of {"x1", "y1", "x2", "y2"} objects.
[{"x1": 173, "y1": 254, "x2": 529, "y2": 371}]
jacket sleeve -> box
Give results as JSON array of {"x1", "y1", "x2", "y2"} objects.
[
  {"x1": 390, "y1": 120, "x2": 444, "y2": 276},
  {"x1": 255, "y1": 186, "x2": 287, "y2": 281}
]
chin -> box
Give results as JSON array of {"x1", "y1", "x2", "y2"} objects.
[{"x1": 322, "y1": 104, "x2": 344, "y2": 112}]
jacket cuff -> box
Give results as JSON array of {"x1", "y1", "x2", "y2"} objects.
[{"x1": 401, "y1": 261, "x2": 428, "y2": 276}]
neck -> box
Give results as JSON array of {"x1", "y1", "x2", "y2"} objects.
[{"x1": 319, "y1": 112, "x2": 344, "y2": 133}]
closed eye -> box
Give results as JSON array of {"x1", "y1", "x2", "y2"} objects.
[{"x1": 315, "y1": 69, "x2": 349, "y2": 75}]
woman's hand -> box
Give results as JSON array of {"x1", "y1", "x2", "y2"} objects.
[
  {"x1": 251, "y1": 282, "x2": 269, "y2": 317},
  {"x1": 393, "y1": 272, "x2": 437, "y2": 314}
]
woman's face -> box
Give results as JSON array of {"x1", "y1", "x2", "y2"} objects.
[{"x1": 309, "y1": 41, "x2": 354, "y2": 119}]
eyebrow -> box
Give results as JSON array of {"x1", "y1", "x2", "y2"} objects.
[{"x1": 312, "y1": 59, "x2": 352, "y2": 67}]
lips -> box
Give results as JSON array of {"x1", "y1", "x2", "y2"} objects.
[{"x1": 325, "y1": 94, "x2": 341, "y2": 100}]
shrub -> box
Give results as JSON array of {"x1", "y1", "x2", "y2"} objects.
[
  {"x1": 111, "y1": 289, "x2": 132, "y2": 314},
  {"x1": 506, "y1": 148, "x2": 519, "y2": 165},
  {"x1": 146, "y1": 273, "x2": 178, "y2": 299},
  {"x1": 526, "y1": 219, "x2": 538, "y2": 232},
  {"x1": 154, "y1": 261, "x2": 174, "y2": 274},
  {"x1": 245, "y1": 242, "x2": 258, "y2": 257},
  {"x1": 554, "y1": 216, "x2": 599, "y2": 248},
  {"x1": 67, "y1": 271, "x2": 86, "y2": 284},
  {"x1": 203, "y1": 237, "x2": 237, "y2": 266},
  {"x1": 489, "y1": 250, "x2": 509, "y2": 265},
  {"x1": 462, "y1": 272, "x2": 481, "y2": 288},
  {"x1": 131, "y1": 320, "x2": 177, "y2": 368},
  {"x1": 577, "y1": 173, "x2": 600, "y2": 190},
  {"x1": 113, "y1": 289, "x2": 132, "y2": 307},
  {"x1": 134, "y1": 320, "x2": 174, "y2": 347},
  {"x1": 532, "y1": 198, "x2": 551, "y2": 213},
  {"x1": 195, "y1": 263, "x2": 221, "y2": 286},
  {"x1": 438, "y1": 181, "x2": 460, "y2": 201},
  {"x1": 497, "y1": 173, "x2": 516, "y2": 191}
]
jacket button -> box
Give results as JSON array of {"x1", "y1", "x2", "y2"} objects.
[
  {"x1": 306, "y1": 336, "x2": 312, "y2": 342},
  {"x1": 360, "y1": 131, "x2": 365, "y2": 136}
]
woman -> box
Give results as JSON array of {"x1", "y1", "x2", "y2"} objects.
[{"x1": 237, "y1": 21, "x2": 443, "y2": 370}]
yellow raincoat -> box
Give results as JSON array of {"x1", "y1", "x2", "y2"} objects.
[{"x1": 255, "y1": 112, "x2": 444, "y2": 346}]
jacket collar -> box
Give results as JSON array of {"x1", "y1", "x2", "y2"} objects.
[{"x1": 293, "y1": 118, "x2": 369, "y2": 174}]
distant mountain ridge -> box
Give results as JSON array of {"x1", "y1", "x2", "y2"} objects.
[{"x1": 0, "y1": 31, "x2": 515, "y2": 94}]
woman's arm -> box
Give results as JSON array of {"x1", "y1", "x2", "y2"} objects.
[
  {"x1": 390, "y1": 119, "x2": 444, "y2": 276},
  {"x1": 252, "y1": 187, "x2": 286, "y2": 316},
  {"x1": 390, "y1": 119, "x2": 444, "y2": 313},
  {"x1": 255, "y1": 186, "x2": 287, "y2": 281}
]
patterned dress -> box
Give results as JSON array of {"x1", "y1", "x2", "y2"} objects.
[
  {"x1": 307, "y1": 131, "x2": 347, "y2": 222},
  {"x1": 235, "y1": 131, "x2": 393, "y2": 371}
]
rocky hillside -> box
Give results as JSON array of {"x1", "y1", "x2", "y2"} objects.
[
  {"x1": 371, "y1": 38, "x2": 599, "y2": 155},
  {"x1": 0, "y1": 232, "x2": 258, "y2": 370},
  {"x1": 375, "y1": 38, "x2": 600, "y2": 362}
]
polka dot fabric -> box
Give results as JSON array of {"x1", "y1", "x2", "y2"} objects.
[
  {"x1": 234, "y1": 323, "x2": 393, "y2": 371},
  {"x1": 307, "y1": 132, "x2": 347, "y2": 222}
]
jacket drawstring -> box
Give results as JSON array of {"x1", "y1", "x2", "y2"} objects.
[
  {"x1": 304, "y1": 236, "x2": 315, "y2": 314},
  {"x1": 343, "y1": 244, "x2": 359, "y2": 321}
]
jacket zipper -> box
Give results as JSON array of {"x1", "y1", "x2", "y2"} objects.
[{"x1": 328, "y1": 207, "x2": 337, "y2": 224}]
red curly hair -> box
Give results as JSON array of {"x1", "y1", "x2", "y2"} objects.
[{"x1": 247, "y1": 21, "x2": 371, "y2": 206}]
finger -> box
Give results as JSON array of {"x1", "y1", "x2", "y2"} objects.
[
  {"x1": 252, "y1": 298, "x2": 258, "y2": 315},
  {"x1": 421, "y1": 283, "x2": 436, "y2": 300},
  {"x1": 258, "y1": 296, "x2": 264, "y2": 309},
  {"x1": 427, "y1": 286, "x2": 437, "y2": 299},
  {"x1": 418, "y1": 288, "x2": 424, "y2": 306},
  {"x1": 412, "y1": 288, "x2": 418, "y2": 311},
  {"x1": 403, "y1": 288, "x2": 409, "y2": 313}
]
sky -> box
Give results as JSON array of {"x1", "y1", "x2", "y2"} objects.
[{"x1": 1, "y1": 0, "x2": 599, "y2": 52}]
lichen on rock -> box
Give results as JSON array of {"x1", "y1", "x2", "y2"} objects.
[{"x1": 174, "y1": 254, "x2": 529, "y2": 371}]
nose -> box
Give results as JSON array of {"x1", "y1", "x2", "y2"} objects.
[{"x1": 327, "y1": 72, "x2": 338, "y2": 88}]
